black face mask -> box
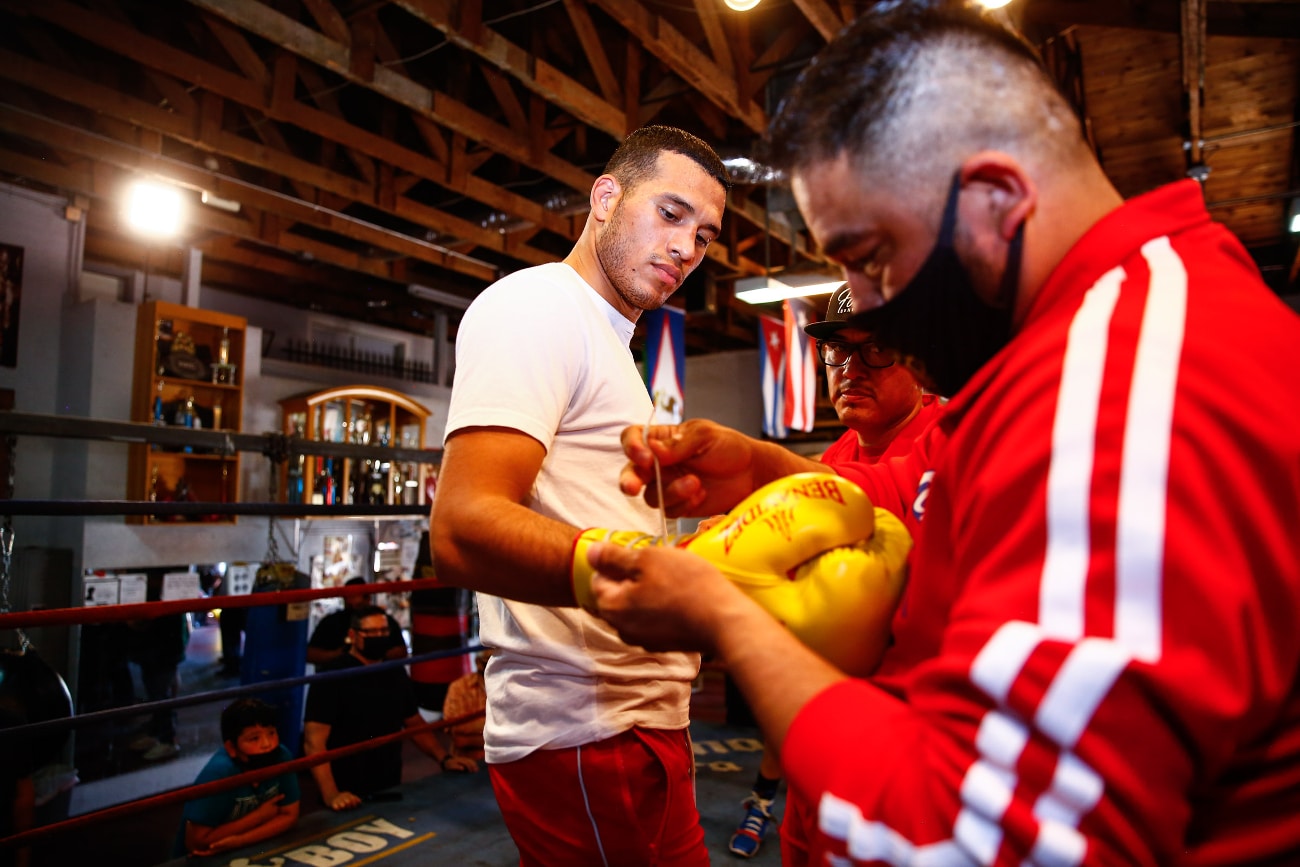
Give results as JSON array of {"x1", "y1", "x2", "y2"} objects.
[
  {"x1": 846, "y1": 172, "x2": 1024, "y2": 398},
  {"x1": 356, "y1": 634, "x2": 391, "y2": 661},
  {"x1": 240, "y1": 749, "x2": 280, "y2": 770}
]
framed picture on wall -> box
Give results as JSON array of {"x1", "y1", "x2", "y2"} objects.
[{"x1": 0, "y1": 243, "x2": 21, "y2": 367}]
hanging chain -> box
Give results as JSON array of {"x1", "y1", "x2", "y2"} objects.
[
  {"x1": 266, "y1": 514, "x2": 282, "y2": 564},
  {"x1": 1, "y1": 516, "x2": 30, "y2": 653},
  {"x1": 4, "y1": 434, "x2": 14, "y2": 501},
  {"x1": 265, "y1": 514, "x2": 299, "y2": 566}
]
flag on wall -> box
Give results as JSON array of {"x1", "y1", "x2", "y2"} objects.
[
  {"x1": 644, "y1": 306, "x2": 686, "y2": 424},
  {"x1": 783, "y1": 297, "x2": 817, "y2": 433},
  {"x1": 757, "y1": 314, "x2": 787, "y2": 438}
]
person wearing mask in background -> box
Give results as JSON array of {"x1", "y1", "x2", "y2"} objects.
[
  {"x1": 306, "y1": 576, "x2": 406, "y2": 670},
  {"x1": 303, "y1": 606, "x2": 476, "y2": 812},
  {"x1": 175, "y1": 698, "x2": 299, "y2": 858}
]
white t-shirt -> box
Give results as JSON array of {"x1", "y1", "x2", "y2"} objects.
[{"x1": 444, "y1": 262, "x2": 699, "y2": 764}]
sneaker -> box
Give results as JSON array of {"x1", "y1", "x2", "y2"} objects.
[
  {"x1": 127, "y1": 734, "x2": 158, "y2": 752},
  {"x1": 728, "y1": 796, "x2": 774, "y2": 858},
  {"x1": 142, "y1": 741, "x2": 180, "y2": 761}
]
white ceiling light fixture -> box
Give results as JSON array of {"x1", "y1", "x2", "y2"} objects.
[
  {"x1": 408, "y1": 283, "x2": 473, "y2": 310},
  {"x1": 735, "y1": 272, "x2": 843, "y2": 305},
  {"x1": 125, "y1": 179, "x2": 184, "y2": 239},
  {"x1": 975, "y1": 0, "x2": 1014, "y2": 9},
  {"x1": 724, "y1": 0, "x2": 762, "y2": 10},
  {"x1": 201, "y1": 190, "x2": 241, "y2": 214}
]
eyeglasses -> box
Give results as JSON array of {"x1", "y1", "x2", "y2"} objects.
[{"x1": 816, "y1": 339, "x2": 896, "y2": 369}]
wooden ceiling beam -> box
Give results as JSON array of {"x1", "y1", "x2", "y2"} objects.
[
  {"x1": 562, "y1": 0, "x2": 623, "y2": 108},
  {"x1": 394, "y1": 0, "x2": 627, "y2": 139},
  {"x1": 4, "y1": 7, "x2": 578, "y2": 241},
  {"x1": 592, "y1": 0, "x2": 768, "y2": 134},
  {"x1": 1181, "y1": 0, "x2": 1208, "y2": 171},
  {"x1": 790, "y1": 0, "x2": 845, "y2": 43},
  {"x1": 0, "y1": 103, "x2": 500, "y2": 281},
  {"x1": 184, "y1": 0, "x2": 596, "y2": 194},
  {"x1": 693, "y1": 0, "x2": 735, "y2": 78},
  {"x1": 1022, "y1": 0, "x2": 1300, "y2": 39}
]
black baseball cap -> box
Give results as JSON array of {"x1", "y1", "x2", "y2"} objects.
[{"x1": 803, "y1": 284, "x2": 853, "y2": 340}]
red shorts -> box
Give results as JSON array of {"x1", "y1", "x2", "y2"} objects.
[{"x1": 488, "y1": 727, "x2": 709, "y2": 867}]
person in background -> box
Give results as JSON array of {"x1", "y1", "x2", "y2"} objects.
[
  {"x1": 306, "y1": 577, "x2": 405, "y2": 670},
  {"x1": 727, "y1": 283, "x2": 943, "y2": 859},
  {"x1": 587, "y1": 6, "x2": 1300, "y2": 865},
  {"x1": 429, "y1": 125, "x2": 728, "y2": 866},
  {"x1": 303, "y1": 605, "x2": 476, "y2": 812},
  {"x1": 126, "y1": 609, "x2": 187, "y2": 762},
  {"x1": 442, "y1": 648, "x2": 493, "y2": 762},
  {"x1": 174, "y1": 698, "x2": 299, "y2": 858}
]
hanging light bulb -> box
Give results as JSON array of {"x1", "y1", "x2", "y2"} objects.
[
  {"x1": 125, "y1": 180, "x2": 185, "y2": 239},
  {"x1": 724, "y1": 0, "x2": 761, "y2": 10}
]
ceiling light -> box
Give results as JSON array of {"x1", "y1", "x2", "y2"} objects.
[
  {"x1": 975, "y1": 0, "x2": 1014, "y2": 9},
  {"x1": 724, "y1": 0, "x2": 761, "y2": 10},
  {"x1": 735, "y1": 274, "x2": 843, "y2": 305},
  {"x1": 201, "y1": 190, "x2": 241, "y2": 213},
  {"x1": 1289, "y1": 199, "x2": 1300, "y2": 234},
  {"x1": 408, "y1": 283, "x2": 473, "y2": 309},
  {"x1": 125, "y1": 180, "x2": 184, "y2": 238}
]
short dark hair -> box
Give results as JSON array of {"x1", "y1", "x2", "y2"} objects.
[
  {"x1": 603, "y1": 125, "x2": 730, "y2": 195},
  {"x1": 221, "y1": 698, "x2": 279, "y2": 744},
  {"x1": 765, "y1": 5, "x2": 1048, "y2": 174},
  {"x1": 350, "y1": 604, "x2": 388, "y2": 630}
]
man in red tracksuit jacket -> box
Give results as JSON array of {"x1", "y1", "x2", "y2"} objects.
[{"x1": 585, "y1": 6, "x2": 1300, "y2": 865}]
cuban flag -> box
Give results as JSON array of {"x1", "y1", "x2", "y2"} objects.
[
  {"x1": 758, "y1": 314, "x2": 787, "y2": 438},
  {"x1": 783, "y1": 297, "x2": 817, "y2": 432},
  {"x1": 644, "y1": 306, "x2": 686, "y2": 424}
]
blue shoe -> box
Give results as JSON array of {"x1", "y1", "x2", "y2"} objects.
[{"x1": 728, "y1": 796, "x2": 774, "y2": 858}]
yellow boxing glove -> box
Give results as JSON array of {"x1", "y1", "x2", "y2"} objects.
[
  {"x1": 571, "y1": 528, "x2": 689, "y2": 613},
  {"x1": 681, "y1": 472, "x2": 911, "y2": 676},
  {"x1": 571, "y1": 472, "x2": 911, "y2": 677}
]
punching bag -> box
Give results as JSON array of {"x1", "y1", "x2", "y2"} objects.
[
  {"x1": 0, "y1": 648, "x2": 74, "y2": 772},
  {"x1": 409, "y1": 532, "x2": 472, "y2": 710}
]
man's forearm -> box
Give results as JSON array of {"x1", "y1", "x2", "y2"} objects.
[
  {"x1": 748, "y1": 440, "x2": 827, "y2": 488},
  {"x1": 713, "y1": 602, "x2": 846, "y2": 755},
  {"x1": 431, "y1": 498, "x2": 581, "y2": 606},
  {"x1": 210, "y1": 809, "x2": 298, "y2": 851},
  {"x1": 410, "y1": 730, "x2": 449, "y2": 762},
  {"x1": 306, "y1": 647, "x2": 344, "y2": 666},
  {"x1": 308, "y1": 761, "x2": 341, "y2": 801}
]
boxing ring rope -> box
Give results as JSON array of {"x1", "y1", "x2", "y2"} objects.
[
  {"x1": 0, "y1": 408, "x2": 483, "y2": 858},
  {"x1": 0, "y1": 575, "x2": 450, "y2": 630},
  {"x1": 0, "y1": 637, "x2": 484, "y2": 744},
  {"x1": 0, "y1": 707, "x2": 487, "y2": 852}
]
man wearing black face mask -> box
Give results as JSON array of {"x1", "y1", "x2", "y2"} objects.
[
  {"x1": 175, "y1": 699, "x2": 300, "y2": 858},
  {"x1": 303, "y1": 606, "x2": 478, "y2": 811},
  {"x1": 585, "y1": 5, "x2": 1300, "y2": 867},
  {"x1": 306, "y1": 576, "x2": 407, "y2": 670}
]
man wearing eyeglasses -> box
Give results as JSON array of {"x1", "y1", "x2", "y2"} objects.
[
  {"x1": 809, "y1": 285, "x2": 944, "y2": 469},
  {"x1": 728, "y1": 283, "x2": 943, "y2": 859},
  {"x1": 303, "y1": 605, "x2": 477, "y2": 812}
]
